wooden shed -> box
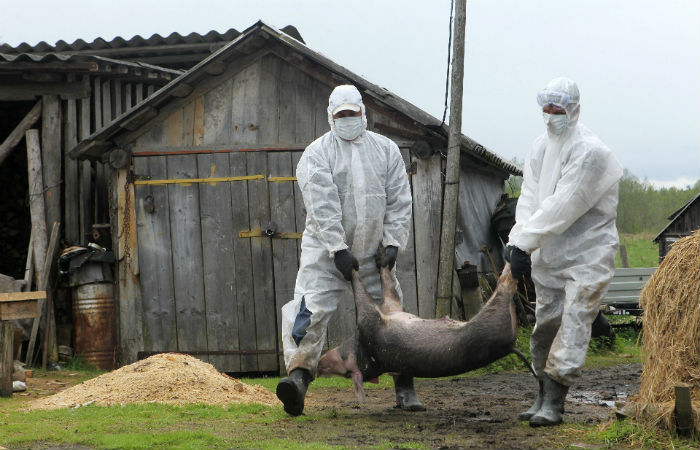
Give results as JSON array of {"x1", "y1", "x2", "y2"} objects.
[
  {"x1": 70, "y1": 21, "x2": 521, "y2": 374},
  {"x1": 653, "y1": 192, "x2": 700, "y2": 261}
]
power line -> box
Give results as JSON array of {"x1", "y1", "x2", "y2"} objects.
[{"x1": 440, "y1": 0, "x2": 455, "y2": 127}]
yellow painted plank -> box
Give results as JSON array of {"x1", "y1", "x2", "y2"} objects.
[{"x1": 134, "y1": 174, "x2": 265, "y2": 186}]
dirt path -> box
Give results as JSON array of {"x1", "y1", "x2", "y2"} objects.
[{"x1": 302, "y1": 363, "x2": 642, "y2": 449}]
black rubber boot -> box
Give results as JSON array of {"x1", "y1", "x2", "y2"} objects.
[
  {"x1": 529, "y1": 374, "x2": 569, "y2": 427},
  {"x1": 518, "y1": 378, "x2": 544, "y2": 421},
  {"x1": 393, "y1": 375, "x2": 426, "y2": 411},
  {"x1": 276, "y1": 368, "x2": 312, "y2": 416}
]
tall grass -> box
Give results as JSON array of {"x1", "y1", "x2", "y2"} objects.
[{"x1": 616, "y1": 233, "x2": 659, "y2": 268}]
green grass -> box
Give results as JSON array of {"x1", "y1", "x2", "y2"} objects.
[
  {"x1": 584, "y1": 418, "x2": 699, "y2": 450},
  {"x1": 615, "y1": 232, "x2": 659, "y2": 268},
  {"x1": 465, "y1": 324, "x2": 641, "y2": 375}
]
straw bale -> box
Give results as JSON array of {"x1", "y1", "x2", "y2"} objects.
[
  {"x1": 634, "y1": 230, "x2": 700, "y2": 431},
  {"x1": 29, "y1": 353, "x2": 279, "y2": 410}
]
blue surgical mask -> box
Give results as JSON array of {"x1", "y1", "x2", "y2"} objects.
[
  {"x1": 543, "y1": 113, "x2": 569, "y2": 135},
  {"x1": 334, "y1": 116, "x2": 363, "y2": 141}
]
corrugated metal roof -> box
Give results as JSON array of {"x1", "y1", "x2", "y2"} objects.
[
  {"x1": 653, "y1": 191, "x2": 700, "y2": 242},
  {"x1": 0, "y1": 29, "x2": 241, "y2": 54},
  {"x1": 0, "y1": 52, "x2": 183, "y2": 76},
  {"x1": 69, "y1": 21, "x2": 520, "y2": 176}
]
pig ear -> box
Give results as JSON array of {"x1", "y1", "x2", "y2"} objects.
[{"x1": 351, "y1": 370, "x2": 365, "y2": 403}]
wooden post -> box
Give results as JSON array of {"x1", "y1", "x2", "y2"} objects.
[
  {"x1": 64, "y1": 78, "x2": 80, "y2": 244},
  {"x1": 0, "y1": 100, "x2": 41, "y2": 166},
  {"x1": 436, "y1": 0, "x2": 467, "y2": 318},
  {"x1": 0, "y1": 321, "x2": 13, "y2": 397},
  {"x1": 619, "y1": 245, "x2": 629, "y2": 268},
  {"x1": 674, "y1": 383, "x2": 694, "y2": 436},
  {"x1": 25, "y1": 130, "x2": 48, "y2": 365},
  {"x1": 33, "y1": 222, "x2": 60, "y2": 368},
  {"x1": 23, "y1": 233, "x2": 34, "y2": 292},
  {"x1": 41, "y1": 95, "x2": 62, "y2": 232},
  {"x1": 79, "y1": 93, "x2": 93, "y2": 244}
]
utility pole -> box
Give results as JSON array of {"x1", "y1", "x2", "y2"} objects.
[{"x1": 436, "y1": 0, "x2": 467, "y2": 318}]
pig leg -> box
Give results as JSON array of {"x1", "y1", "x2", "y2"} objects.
[
  {"x1": 351, "y1": 270, "x2": 385, "y2": 332},
  {"x1": 379, "y1": 265, "x2": 403, "y2": 314},
  {"x1": 377, "y1": 260, "x2": 426, "y2": 411}
]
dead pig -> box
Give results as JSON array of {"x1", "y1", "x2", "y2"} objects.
[{"x1": 318, "y1": 258, "x2": 531, "y2": 402}]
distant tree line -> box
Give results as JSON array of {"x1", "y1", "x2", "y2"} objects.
[
  {"x1": 504, "y1": 166, "x2": 699, "y2": 235},
  {"x1": 616, "y1": 170, "x2": 699, "y2": 234}
]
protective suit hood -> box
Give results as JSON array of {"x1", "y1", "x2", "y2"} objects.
[
  {"x1": 537, "y1": 77, "x2": 580, "y2": 137},
  {"x1": 327, "y1": 85, "x2": 368, "y2": 139}
]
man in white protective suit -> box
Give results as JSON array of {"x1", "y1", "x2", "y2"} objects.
[
  {"x1": 505, "y1": 77, "x2": 623, "y2": 427},
  {"x1": 276, "y1": 85, "x2": 423, "y2": 416}
]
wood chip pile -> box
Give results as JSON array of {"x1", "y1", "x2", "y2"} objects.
[
  {"x1": 29, "y1": 353, "x2": 279, "y2": 410},
  {"x1": 634, "y1": 230, "x2": 699, "y2": 432}
]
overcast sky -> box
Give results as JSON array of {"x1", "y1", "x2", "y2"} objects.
[{"x1": 2, "y1": 0, "x2": 698, "y2": 188}]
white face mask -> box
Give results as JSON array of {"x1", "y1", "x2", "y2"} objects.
[
  {"x1": 334, "y1": 116, "x2": 363, "y2": 141},
  {"x1": 543, "y1": 113, "x2": 569, "y2": 135}
]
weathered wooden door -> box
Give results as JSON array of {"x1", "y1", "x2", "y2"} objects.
[{"x1": 132, "y1": 150, "x2": 303, "y2": 373}]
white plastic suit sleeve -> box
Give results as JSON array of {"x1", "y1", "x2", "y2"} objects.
[
  {"x1": 512, "y1": 143, "x2": 540, "y2": 228},
  {"x1": 509, "y1": 145, "x2": 622, "y2": 253},
  {"x1": 382, "y1": 143, "x2": 413, "y2": 249},
  {"x1": 296, "y1": 147, "x2": 348, "y2": 257}
]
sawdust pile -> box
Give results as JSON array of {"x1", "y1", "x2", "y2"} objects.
[
  {"x1": 634, "y1": 230, "x2": 699, "y2": 432},
  {"x1": 29, "y1": 353, "x2": 279, "y2": 410}
]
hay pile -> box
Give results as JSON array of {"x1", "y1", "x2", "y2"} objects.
[
  {"x1": 634, "y1": 230, "x2": 699, "y2": 431},
  {"x1": 29, "y1": 353, "x2": 278, "y2": 410}
]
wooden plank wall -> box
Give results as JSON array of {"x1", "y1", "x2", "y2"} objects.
[
  {"x1": 41, "y1": 75, "x2": 173, "y2": 364},
  {"x1": 121, "y1": 53, "x2": 446, "y2": 372},
  {"x1": 412, "y1": 153, "x2": 443, "y2": 318},
  {"x1": 57, "y1": 76, "x2": 167, "y2": 247}
]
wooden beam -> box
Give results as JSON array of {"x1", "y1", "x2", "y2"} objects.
[
  {"x1": 169, "y1": 83, "x2": 193, "y2": 98},
  {"x1": 41, "y1": 95, "x2": 62, "y2": 233},
  {"x1": 675, "y1": 384, "x2": 694, "y2": 436},
  {"x1": 0, "y1": 101, "x2": 41, "y2": 166},
  {"x1": 64, "y1": 86, "x2": 80, "y2": 244},
  {"x1": 203, "y1": 61, "x2": 227, "y2": 75},
  {"x1": 0, "y1": 322, "x2": 12, "y2": 397},
  {"x1": 0, "y1": 77, "x2": 90, "y2": 101},
  {"x1": 78, "y1": 94, "x2": 93, "y2": 243},
  {"x1": 0, "y1": 291, "x2": 47, "y2": 302},
  {"x1": 24, "y1": 129, "x2": 48, "y2": 365},
  {"x1": 34, "y1": 222, "x2": 60, "y2": 368},
  {"x1": 119, "y1": 106, "x2": 158, "y2": 131},
  {"x1": 0, "y1": 296, "x2": 40, "y2": 320}
]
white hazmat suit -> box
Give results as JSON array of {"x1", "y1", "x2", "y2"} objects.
[
  {"x1": 508, "y1": 77, "x2": 623, "y2": 386},
  {"x1": 281, "y1": 85, "x2": 413, "y2": 374}
]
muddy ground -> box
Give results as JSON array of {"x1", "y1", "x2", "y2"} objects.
[
  {"x1": 301, "y1": 363, "x2": 642, "y2": 449},
  {"x1": 13, "y1": 363, "x2": 642, "y2": 449}
]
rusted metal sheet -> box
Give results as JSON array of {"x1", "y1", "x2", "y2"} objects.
[{"x1": 72, "y1": 283, "x2": 117, "y2": 370}]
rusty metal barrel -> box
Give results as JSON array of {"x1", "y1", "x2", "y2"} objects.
[{"x1": 72, "y1": 283, "x2": 116, "y2": 370}]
